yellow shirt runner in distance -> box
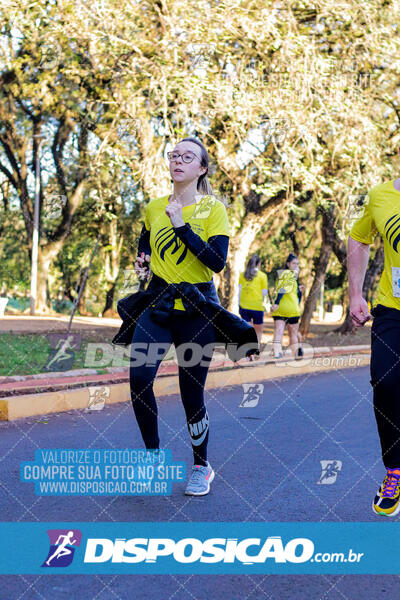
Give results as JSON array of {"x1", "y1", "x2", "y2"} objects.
[
  {"x1": 272, "y1": 269, "x2": 300, "y2": 318},
  {"x1": 239, "y1": 271, "x2": 269, "y2": 312}
]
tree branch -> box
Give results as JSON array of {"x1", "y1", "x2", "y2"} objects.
[
  {"x1": 52, "y1": 118, "x2": 70, "y2": 197},
  {"x1": 0, "y1": 161, "x2": 17, "y2": 190}
]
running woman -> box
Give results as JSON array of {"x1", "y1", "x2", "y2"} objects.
[
  {"x1": 126, "y1": 137, "x2": 258, "y2": 496},
  {"x1": 348, "y1": 178, "x2": 400, "y2": 516},
  {"x1": 270, "y1": 253, "x2": 304, "y2": 359},
  {"x1": 238, "y1": 254, "x2": 269, "y2": 344}
]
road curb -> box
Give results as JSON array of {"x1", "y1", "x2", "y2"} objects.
[
  {"x1": 1, "y1": 347, "x2": 370, "y2": 421},
  {"x1": 1, "y1": 345, "x2": 370, "y2": 397}
]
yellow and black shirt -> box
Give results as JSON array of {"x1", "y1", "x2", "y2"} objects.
[
  {"x1": 350, "y1": 180, "x2": 400, "y2": 311},
  {"x1": 142, "y1": 194, "x2": 230, "y2": 310}
]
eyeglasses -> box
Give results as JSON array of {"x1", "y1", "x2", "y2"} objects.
[{"x1": 167, "y1": 151, "x2": 199, "y2": 163}]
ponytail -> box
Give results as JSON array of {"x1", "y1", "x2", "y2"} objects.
[
  {"x1": 180, "y1": 136, "x2": 215, "y2": 197},
  {"x1": 244, "y1": 254, "x2": 261, "y2": 281},
  {"x1": 197, "y1": 171, "x2": 213, "y2": 195}
]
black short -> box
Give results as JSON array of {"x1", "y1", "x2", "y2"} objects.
[{"x1": 272, "y1": 316, "x2": 299, "y2": 325}]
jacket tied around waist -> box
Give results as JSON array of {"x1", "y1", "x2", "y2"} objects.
[{"x1": 112, "y1": 273, "x2": 260, "y2": 362}]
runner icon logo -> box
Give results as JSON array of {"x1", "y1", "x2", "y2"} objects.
[
  {"x1": 42, "y1": 529, "x2": 82, "y2": 567},
  {"x1": 317, "y1": 460, "x2": 342, "y2": 485},
  {"x1": 122, "y1": 269, "x2": 139, "y2": 294},
  {"x1": 191, "y1": 196, "x2": 215, "y2": 219},
  {"x1": 44, "y1": 334, "x2": 82, "y2": 372},
  {"x1": 86, "y1": 386, "x2": 110, "y2": 412},
  {"x1": 239, "y1": 383, "x2": 264, "y2": 408}
]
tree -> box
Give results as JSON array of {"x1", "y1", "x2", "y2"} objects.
[
  {"x1": 0, "y1": 0, "x2": 141, "y2": 310},
  {"x1": 114, "y1": 0, "x2": 400, "y2": 311},
  {"x1": 2, "y1": 0, "x2": 400, "y2": 318}
]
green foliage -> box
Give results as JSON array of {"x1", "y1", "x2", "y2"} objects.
[{"x1": 0, "y1": 207, "x2": 29, "y2": 292}]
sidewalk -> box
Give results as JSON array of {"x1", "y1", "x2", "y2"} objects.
[
  {"x1": 0, "y1": 314, "x2": 121, "y2": 333},
  {"x1": 0, "y1": 345, "x2": 370, "y2": 420}
]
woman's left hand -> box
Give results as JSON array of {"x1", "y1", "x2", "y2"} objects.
[{"x1": 165, "y1": 200, "x2": 185, "y2": 228}]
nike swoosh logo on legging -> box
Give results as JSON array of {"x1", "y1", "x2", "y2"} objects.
[
  {"x1": 189, "y1": 414, "x2": 209, "y2": 447},
  {"x1": 191, "y1": 429, "x2": 209, "y2": 446}
]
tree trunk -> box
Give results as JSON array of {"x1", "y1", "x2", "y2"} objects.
[
  {"x1": 36, "y1": 256, "x2": 51, "y2": 313},
  {"x1": 336, "y1": 306, "x2": 355, "y2": 334},
  {"x1": 300, "y1": 203, "x2": 344, "y2": 337},
  {"x1": 362, "y1": 244, "x2": 384, "y2": 302},
  {"x1": 222, "y1": 215, "x2": 261, "y2": 311},
  {"x1": 102, "y1": 282, "x2": 117, "y2": 317},
  {"x1": 219, "y1": 187, "x2": 293, "y2": 310},
  {"x1": 102, "y1": 218, "x2": 123, "y2": 316},
  {"x1": 36, "y1": 243, "x2": 62, "y2": 313},
  {"x1": 335, "y1": 284, "x2": 355, "y2": 334},
  {"x1": 77, "y1": 283, "x2": 89, "y2": 316},
  {"x1": 300, "y1": 241, "x2": 332, "y2": 337}
]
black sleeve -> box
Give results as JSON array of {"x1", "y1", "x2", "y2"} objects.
[
  {"x1": 274, "y1": 292, "x2": 284, "y2": 305},
  {"x1": 137, "y1": 224, "x2": 151, "y2": 256},
  {"x1": 173, "y1": 223, "x2": 229, "y2": 272}
]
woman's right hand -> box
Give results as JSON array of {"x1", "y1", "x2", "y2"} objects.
[
  {"x1": 134, "y1": 252, "x2": 151, "y2": 281},
  {"x1": 271, "y1": 304, "x2": 278, "y2": 313}
]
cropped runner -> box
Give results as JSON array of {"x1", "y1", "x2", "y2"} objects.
[{"x1": 348, "y1": 179, "x2": 400, "y2": 516}]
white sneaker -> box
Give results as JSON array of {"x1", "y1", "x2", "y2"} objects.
[{"x1": 184, "y1": 462, "x2": 215, "y2": 496}]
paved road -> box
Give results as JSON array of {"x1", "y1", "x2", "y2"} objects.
[{"x1": 0, "y1": 365, "x2": 397, "y2": 599}]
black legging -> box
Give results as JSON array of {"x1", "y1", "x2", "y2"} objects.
[
  {"x1": 370, "y1": 304, "x2": 400, "y2": 468},
  {"x1": 129, "y1": 306, "x2": 215, "y2": 466}
]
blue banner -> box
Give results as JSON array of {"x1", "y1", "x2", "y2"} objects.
[{"x1": 0, "y1": 522, "x2": 398, "y2": 574}]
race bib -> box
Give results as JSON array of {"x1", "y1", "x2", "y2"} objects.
[{"x1": 392, "y1": 267, "x2": 400, "y2": 298}]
